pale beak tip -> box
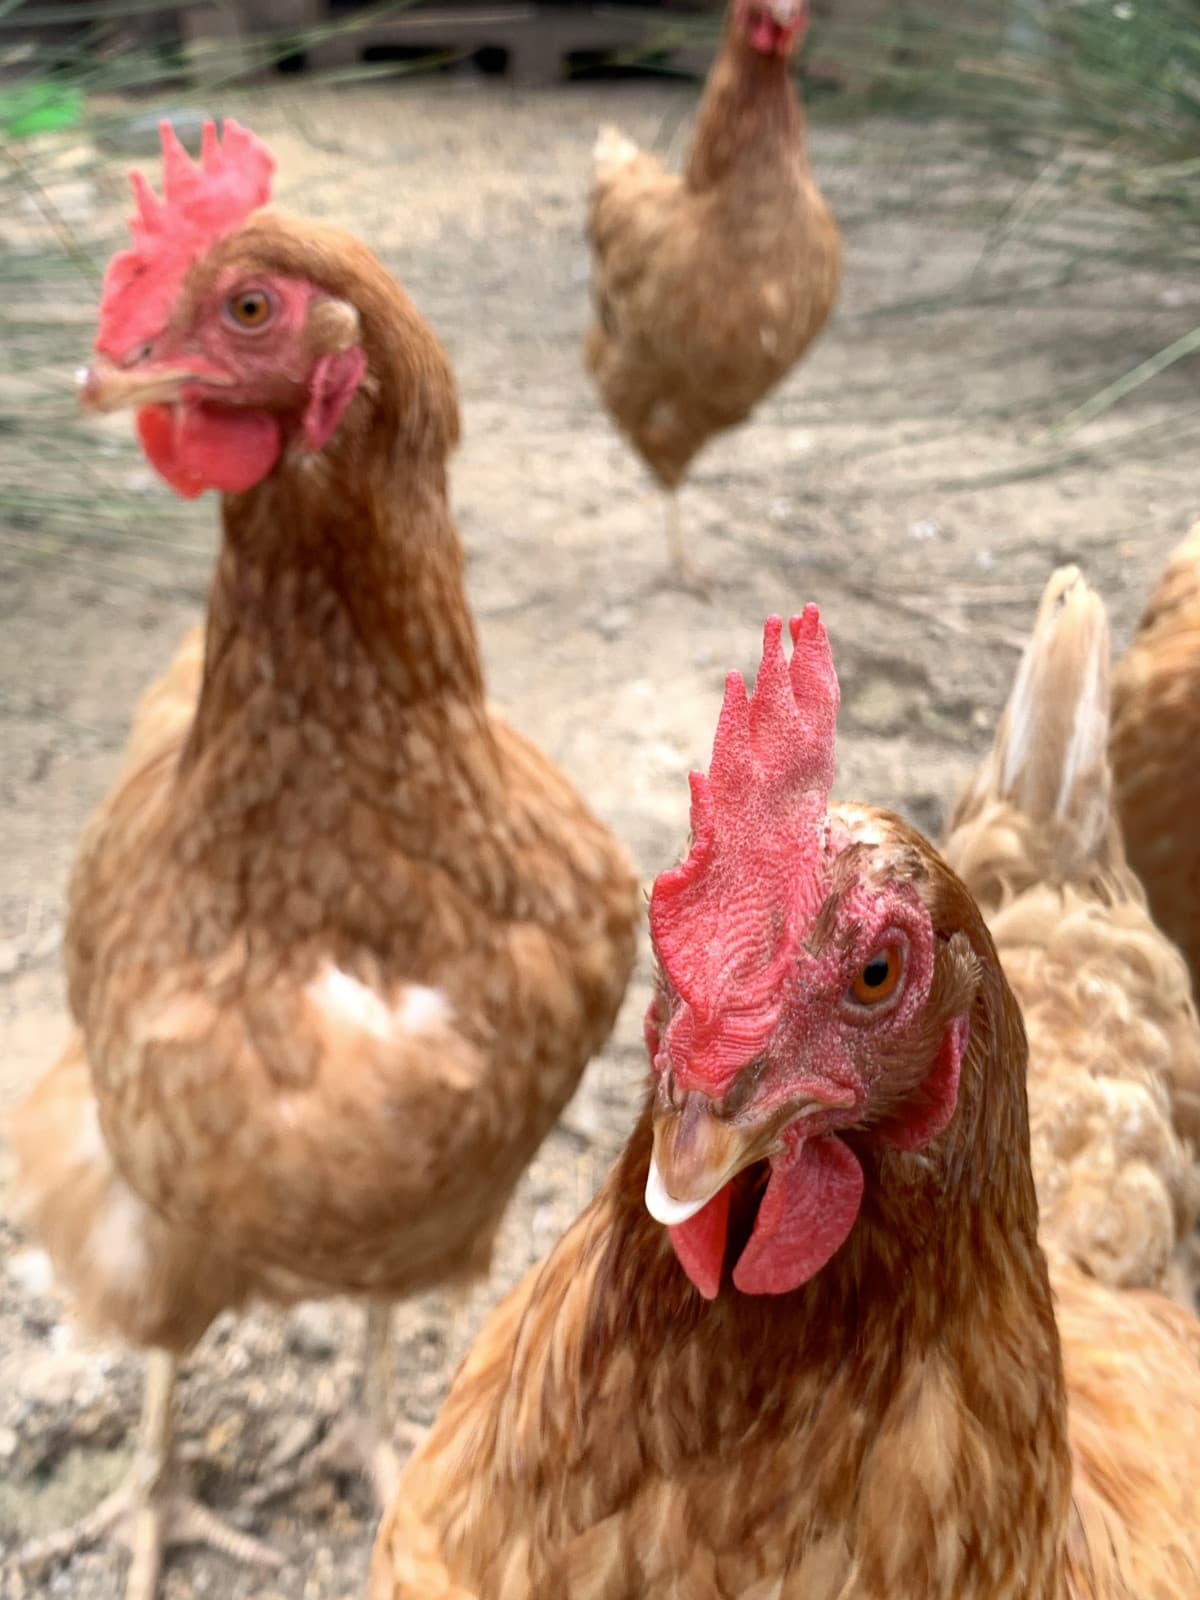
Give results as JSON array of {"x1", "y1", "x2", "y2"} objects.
[
  {"x1": 644, "y1": 1154, "x2": 712, "y2": 1227},
  {"x1": 76, "y1": 363, "x2": 107, "y2": 411}
]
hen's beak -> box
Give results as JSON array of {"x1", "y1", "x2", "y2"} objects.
[
  {"x1": 644, "y1": 1085, "x2": 845, "y2": 1226},
  {"x1": 766, "y1": 0, "x2": 808, "y2": 22},
  {"x1": 645, "y1": 1091, "x2": 782, "y2": 1226},
  {"x1": 78, "y1": 355, "x2": 235, "y2": 414}
]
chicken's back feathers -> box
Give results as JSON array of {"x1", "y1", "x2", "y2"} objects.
[
  {"x1": 1112, "y1": 521, "x2": 1200, "y2": 1001},
  {"x1": 1056, "y1": 1252, "x2": 1200, "y2": 1598},
  {"x1": 942, "y1": 568, "x2": 1200, "y2": 1295},
  {"x1": 949, "y1": 567, "x2": 1115, "y2": 886}
]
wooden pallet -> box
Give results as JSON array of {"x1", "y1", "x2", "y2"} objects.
[{"x1": 179, "y1": 1, "x2": 721, "y2": 86}]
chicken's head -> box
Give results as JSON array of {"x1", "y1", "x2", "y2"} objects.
[
  {"x1": 644, "y1": 608, "x2": 979, "y2": 1298},
  {"x1": 734, "y1": 0, "x2": 810, "y2": 56},
  {"x1": 80, "y1": 119, "x2": 367, "y2": 500}
]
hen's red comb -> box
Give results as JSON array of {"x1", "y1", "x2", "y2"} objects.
[
  {"x1": 95, "y1": 118, "x2": 275, "y2": 361},
  {"x1": 648, "y1": 607, "x2": 840, "y2": 1088}
]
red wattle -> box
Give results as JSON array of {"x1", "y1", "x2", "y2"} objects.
[
  {"x1": 136, "y1": 403, "x2": 282, "y2": 499},
  {"x1": 669, "y1": 1184, "x2": 732, "y2": 1301},
  {"x1": 733, "y1": 1134, "x2": 863, "y2": 1294},
  {"x1": 750, "y1": 17, "x2": 786, "y2": 52},
  {"x1": 667, "y1": 1133, "x2": 864, "y2": 1299},
  {"x1": 137, "y1": 405, "x2": 205, "y2": 499}
]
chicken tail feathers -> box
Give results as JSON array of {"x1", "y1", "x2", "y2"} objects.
[
  {"x1": 986, "y1": 565, "x2": 1114, "y2": 864},
  {"x1": 592, "y1": 124, "x2": 639, "y2": 182}
]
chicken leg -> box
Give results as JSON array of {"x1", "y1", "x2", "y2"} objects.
[
  {"x1": 662, "y1": 492, "x2": 713, "y2": 599},
  {"x1": 14, "y1": 1349, "x2": 281, "y2": 1600},
  {"x1": 246, "y1": 1301, "x2": 418, "y2": 1511}
]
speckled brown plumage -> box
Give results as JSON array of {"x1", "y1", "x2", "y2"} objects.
[
  {"x1": 1112, "y1": 522, "x2": 1200, "y2": 1008},
  {"x1": 584, "y1": 11, "x2": 840, "y2": 492},
  {"x1": 370, "y1": 612, "x2": 1200, "y2": 1598},
  {"x1": 10, "y1": 210, "x2": 639, "y2": 1345},
  {"x1": 371, "y1": 821, "x2": 1077, "y2": 1599},
  {"x1": 943, "y1": 568, "x2": 1200, "y2": 1300}
]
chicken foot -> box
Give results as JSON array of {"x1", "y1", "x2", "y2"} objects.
[
  {"x1": 13, "y1": 1349, "x2": 282, "y2": 1600},
  {"x1": 246, "y1": 1301, "x2": 420, "y2": 1512},
  {"x1": 661, "y1": 492, "x2": 714, "y2": 600}
]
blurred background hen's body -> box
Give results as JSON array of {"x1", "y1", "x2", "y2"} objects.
[
  {"x1": 584, "y1": 0, "x2": 840, "y2": 592},
  {"x1": 8, "y1": 125, "x2": 639, "y2": 1597}
]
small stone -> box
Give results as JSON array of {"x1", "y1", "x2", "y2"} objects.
[
  {"x1": 287, "y1": 1303, "x2": 340, "y2": 1360},
  {"x1": 595, "y1": 605, "x2": 631, "y2": 640},
  {"x1": 850, "y1": 678, "x2": 914, "y2": 733}
]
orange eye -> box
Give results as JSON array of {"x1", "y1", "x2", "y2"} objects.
[
  {"x1": 850, "y1": 946, "x2": 902, "y2": 1006},
  {"x1": 226, "y1": 289, "x2": 272, "y2": 330}
]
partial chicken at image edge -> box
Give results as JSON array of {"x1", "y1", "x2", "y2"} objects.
[
  {"x1": 585, "y1": 0, "x2": 841, "y2": 597},
  {"x1": 943, "y1": 566, "x2": 1200, "y2": 1305},
  {"x1": 1112, "y1": 520, "x2": 1200, "y2": 1018},
  {"x1": 6, "y1": 116, "x2": 639, "y2": 1600},
  {"x1": 369, "y1": 591, "x2": 1200, "y2": 1599}
]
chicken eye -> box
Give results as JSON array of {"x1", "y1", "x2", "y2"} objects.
[
  {"x1": 850, "y1": 946, "x2": 902, "y2": 1006},
  {"x1": 226, "y1": 289, "x2": 273, "y2": 330}
]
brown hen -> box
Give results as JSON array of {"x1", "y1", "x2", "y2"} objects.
[
  {"x1": 585, "y1": 0, "x2": 840, "y2": 592},
  {"x1": 943, "y1": 567, "x2": 1200, "y2": 1301},
  {"x1": 1111, "y1": 522, "x2": 1200, "y2": 1002},
  {"x1": 370, "y1": 607, "x2": 1199, "y2": 1600},
  {"x1": 8, "y1": 119, "x2": 638, "y2": 1599}
]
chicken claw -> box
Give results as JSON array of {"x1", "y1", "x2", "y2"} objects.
[
  {"x1": 12, "y1": 1351, "x2": 281, "y2": 1600},
  {"x1": 244, "y1": 1302, "x2": 424, "y2": 1512}
]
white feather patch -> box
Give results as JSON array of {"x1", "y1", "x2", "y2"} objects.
[
  {"x1": 306, "y1": 963, "x2": 452, "y2": 1044},
  {"x1": 9, "y1": 1249, "x2": 55, "y2": 1295},
  {"x1": 86, "y1": 1179, "x2": 151, "y2": 1291},
  {"x1": 593, "y1": 124, "x2": 638, "y2": 175}
]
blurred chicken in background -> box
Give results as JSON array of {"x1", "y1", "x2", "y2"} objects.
[
  {"x1": 943, "y1": 567, "x2": 1200, "y2": 1305},
  {"x1": 585, "y1": 0, "x2": 841, "y2": 594}
]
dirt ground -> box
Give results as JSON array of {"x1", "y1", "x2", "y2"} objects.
[{"x1": 1, "y1": 65, "x2": 1198, "y2": 1600}]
